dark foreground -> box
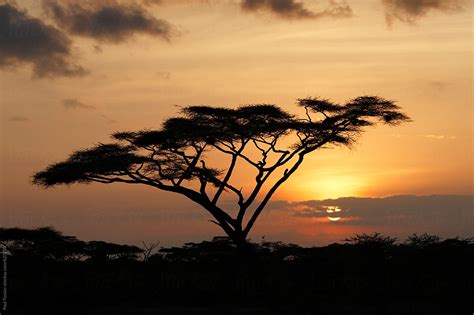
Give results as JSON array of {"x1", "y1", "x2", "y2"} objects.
[{"x1": 2, "y1": 228, "x2": 473, "y2": 314}]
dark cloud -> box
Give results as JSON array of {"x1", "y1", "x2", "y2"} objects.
[
  {"x1": 8, "y1": 116, "x2": 30, "y2": 122},
  {"x1": 240, "y1": 0, "x2": 352, "y2": 20},
  {"x1": 43, "y1": 1, "x2": 176, "y2": 43},
  {"x1": 0, "y1": 3, "x2": 88, "y2": 78},
  {"x1": 269, "y1": 195, "x2": 474, "y2": 236},
  {"x1": 62, "y1": 98, "x2": 95, "y2": 110},
  {"x1": 382, "y1": 0, "x2": 467, "y2": 24},
  {"x1": 142, "y1": 0, "x2": 212, "y2": 5}
]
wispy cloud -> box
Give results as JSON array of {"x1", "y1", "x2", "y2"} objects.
[
  {"x1": 392, "y1": 134, "x2": 457, "y2": 140},
  {"x1": 8, "y1": 116, "x2": 30, "y2": 122},
  {"x1": 430, "y1": 80, "x2": 448, "y2": 90},
  {"x1": 156, "y1": 71, "x2": 171, "y2": 79},
  {"x1": 100, "y1": 113, "x2": 117, "y2": 123},
  {"x1": 391, "y1": 133, "x2": 404, "y2": 138},
  {"x1": 62, "y1": 98, "x2": 95, "y2": 110},
  {"x1": 61, "y1": 99, "x2": 119, "y2": 124},
  {"x1": 0, "y1": 3, "x2": 88, "y2": 78},
  {"x1": 382, "y1": 0, "x2": 467, "y2": 25},
  {"x1": 240, "y1": 0, "x2": 352, "y2": 20},
  {"x1": 423, "y1": 134, "x2": 456, "y2": 140}
]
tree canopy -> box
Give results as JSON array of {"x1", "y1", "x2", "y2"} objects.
[
  {"x1": 0, "y1": 226, "x2": 143, "y2": 261},
  {"x1": 33, "y1": 95, "x2": 410, "y2": 248}
]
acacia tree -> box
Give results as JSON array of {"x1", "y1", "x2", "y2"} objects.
[{"x1": 33, "y1": 96, "x2": 410, "y2": 249}]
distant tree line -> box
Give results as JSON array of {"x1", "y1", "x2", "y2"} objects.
[
  {"x1": 0, "y1": 227, "x2": 143, "y2": 261},
  {"x1": 1, "y1": 226, "x2": 472, "y2": 263},
  {"x1": 3, "y1": 227, "x2": 473, "y2": 314}
]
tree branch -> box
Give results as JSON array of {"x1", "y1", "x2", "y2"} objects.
[
  {"x1": 212, "y1": 139, "x2": 247, "y2": 204},
  {"x1": 243, "y1": 152, "x2": 305, "y2": 237},
  {"x1": 213, "y1": 142, "x2": 260, "y2": 169}
]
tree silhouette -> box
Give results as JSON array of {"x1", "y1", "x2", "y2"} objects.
[
  {"x1": 0, "y1": 226, "x2": 87, "y2": 260},
  {"x1": 85, "y1": 241, "x2": 143, "y2": 261},
  {"x1": 33, "y1": 96, "x2": 410, "y2": 249}
]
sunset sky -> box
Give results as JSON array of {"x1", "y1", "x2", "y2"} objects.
[{"x1": 1, "y1": 0, "x2": 473, "y2": 246}]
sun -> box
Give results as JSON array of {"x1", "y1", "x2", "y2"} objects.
[{"x1": 326, "y1": 206, "x2": 342, "y2": 222}]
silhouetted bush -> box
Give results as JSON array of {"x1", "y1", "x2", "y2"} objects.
[
  {"x1": 404, "y1": 233, "x2": 441, "y2": 248},
  {"x1": 344, "y1": 232, "x2": 398, "y2": 248},
  {"x1": 86, "y1": 241, "x2": 143, "y2": 261}
]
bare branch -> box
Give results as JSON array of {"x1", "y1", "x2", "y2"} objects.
[
  {"x1": 215, "y1": 145, "x2": 260, "y2": 171},
  {"x1": 212, "y1": 139, "x2": 248, "y2": 204}
]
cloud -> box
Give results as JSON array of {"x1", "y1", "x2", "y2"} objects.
[
  {"x1": 392, "y1": 133, "x2": 457, "y2": 140},
  {"x1": 267, "y1": 195, "x2": 474, "y2": 235},
  {"x1": 293, "y1": 205, "x2": 330, "y2": 218},
  {"x1": 0, "y1": 3, "x2": 88, "y2": 78},
  {"x1": 423, "y1": 134, "x2": 445, "y2": 140},
  {"x1": 240, "y1": 0, "x2": 352, "y2": 20},
  {"x1": 391, "y1": 133, "x2": 404, "y2": 138},
  {"x1": 61, "y1": 98, "x2": 118, "y2": 122},
  {"x1": 142, "y1": 0, "x2": 212, "y2": 5},
  {"x1": 422, "y1": 134, "x2": 456, "y2": 140},
  {"x1": 100, "y1": 113, "x2": 117, "y2": 123},
  {"x1": 43, "y1": 0, "x2": 177, "y2": 43},
  {"x1": 382, "y1": 0, "x2": 467, "y2": 25},
  {"x1": 430, "y1": 80, "x2": 448, "y2": 90},
  {"x1": 156, "y1": 71, "x2": 171, "y2": 79},
  {"x1": 62, "y1": 98, "x2": 95, "y2": 110},
  {"x1": 142, "y1": 0, "x2": 164, "y2": 5},
  {"x1": 8, "y1": 116, "x2": 30, "y2": 122},
  {"x1": 93, "y1": 45, "x2": 103, "y2": 53}
]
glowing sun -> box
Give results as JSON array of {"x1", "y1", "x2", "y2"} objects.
[{"x1": 326, "y1": 206, "x2": 342, "y2": 222}]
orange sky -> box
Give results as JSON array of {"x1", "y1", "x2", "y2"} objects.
[{"x1": 1, "y1": 0, "x2": 473, "y2": 245}]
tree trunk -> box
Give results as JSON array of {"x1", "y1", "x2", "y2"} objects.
[
  {"x1": 231, "y1": 230, "x2": 255, "y2": 256},
  {"x1": 214, "y1": 215, "x2": 256, "y2": 256}
]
